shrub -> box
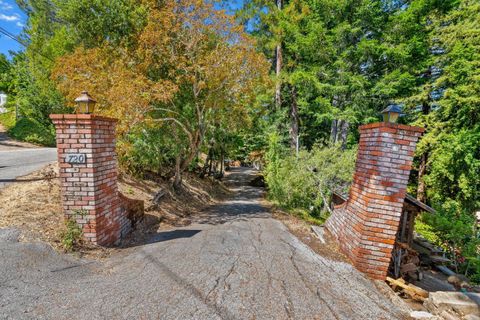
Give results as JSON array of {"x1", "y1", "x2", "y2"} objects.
[
  {"x1": 264, "y1": 132, "x2": 356, "y2": 223},
  {"x1": 60, "y1": 218, "x2": 83, "y2": 251},
  {"x1": 7, "y1": 117, "x2": 56, "y2": 146},
  {"x1": 417, "y1": 209, "x2": 480, "y2": 283},
  {"x1": 0, "y1": 110, "x2": 15, "y2": 129}
]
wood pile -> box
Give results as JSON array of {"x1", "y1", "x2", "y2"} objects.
[
  {"x1": 412, "y1": 236, "x2": 451, "y2": 267},
  {"x1": 392, "y1": 235, "x2": 451, "y2": 281},
  {"x1": 392, "y1": 242, "x2": 423, "y2": 281}
]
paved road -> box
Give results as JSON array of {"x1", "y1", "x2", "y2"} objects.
[
  {"x1": 0, "y1": 148, "x2": 57, "y2": 188},
  {"x1": 0, "y1": 168, "x2": 405, "y2": 320},
  {"x1": 0, "y1": 125, "x2": 57, "y2": 187}
]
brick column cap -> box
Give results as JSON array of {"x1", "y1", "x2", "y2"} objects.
[
  {"x1": 359, "y1": 122, "x2": 425, "y2": 134},
  {"x1": 50, "y1": 114, "x2": 118, "y2": 123}
]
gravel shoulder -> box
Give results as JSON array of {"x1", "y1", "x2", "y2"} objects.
[{"x1": 0, "y1": 167, "x2": 406, "y2": 319}]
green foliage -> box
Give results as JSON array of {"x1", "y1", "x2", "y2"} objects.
[
  {"x1": 0, "y1": 53, "x2": 11, "y2": 93},
  {"x1": 425, "y1": 130, "x2": 480, "y2": 213},
  {"x1": 0, "y1": 111, "x2": 15, "y2": 129},
  {"x1": 5, "y1": 0, "x2": 146, "y2": 146},
  {"x1": 416, "y1": 1, "x2": 480, "y2": 214},
  {"x1": 60, "y1": 218, "x2": 83, "y2": 252},
  {"x1": 8, "y1": 117, "x2": 56, "y2": 146},
  {"x1": 119, "y1": 125, "x2": 179, "y2": 177},
  {"x1": 0, "y1": 109, "x2": 55, "y2": 146},
  {"x1": 264, "y1": 131, "x2": 356, "y2": 222},
  {"x1": 414, "y1": 217, "x2": 441, "y2": 245},
  {"x1": 417, "y1": 209, "x2": 480, "y2": 283}
]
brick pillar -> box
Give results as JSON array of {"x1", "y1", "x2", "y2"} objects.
[
  {"x1": 325, "y1": 122, "x2": 424, "y2": 279},
  {"x1": 50, "y1": 114, "x2": 130, "y2": 246}
]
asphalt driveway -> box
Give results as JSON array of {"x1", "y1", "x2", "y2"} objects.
[
  {"x1": 0, "y1": 125, "x2": 57, "y2": 188},
  {"x1": 0, "y1": 168, "x2": 405, "y2": 319}
]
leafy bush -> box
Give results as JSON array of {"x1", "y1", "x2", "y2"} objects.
[
  {"x1": 417, "y1": 209, "x2": 480, "y2": 283},
  {"x1": 118, "y1": 126, "x2": 180, "y2": 177},
  {"x1": 7, "y1": 117, "x2": 56, "y2": 146},
  {"x1": 422, "y1": 129, "x2": 480, "y2": 215},
  {"x1": 0, "y1": 111, "x2": 15, "y2": 129},
  {"x1": 264, "y1": 132, "x2": 356, "y2": 223},
  {"x1": 60, "y1": 219, "x2": 83, "y2": 251}
]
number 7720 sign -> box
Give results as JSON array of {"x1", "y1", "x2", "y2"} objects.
[{"x1": 65, "y1": 153, "x2": 87, "y2": 164}]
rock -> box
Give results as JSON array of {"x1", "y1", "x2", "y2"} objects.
[
  {"x1": 465, "y1": 292, "x2": 480, "y2": 307},
  {"x1": 448, "y1": 274, "x2": 470, "y2": 290},
  {"x1": 425, "y1": 291, "x2": 480, "y2": 317},
  {"x1": 0, "y1": 228, "x2": 20, "y2": 243},
  {"x1": 464, "y1": 315, "x2": 480, "y2": 320},
  {"x1": 410, "y1": 311, "x2": 439, "y2": 319},
  {"x1": 439, "y1": 310, "x2": 461, "y2": 320},
  {"x1": 311, "y1": 226, "x2": 326, "y2": 244}
]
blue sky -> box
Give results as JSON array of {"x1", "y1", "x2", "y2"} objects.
[{"x1": 0, "y1": 0, "x2": 26, "y2": 58}]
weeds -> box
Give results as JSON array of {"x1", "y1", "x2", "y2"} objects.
[{"x1": 60, "y1": 209, "x2": 86, "y2": 251}]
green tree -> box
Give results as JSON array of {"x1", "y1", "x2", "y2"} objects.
[
  {"x1": 0, "y1": 54, "x2": 11, "y2": 94},
  {"x1": 420, "y1": 0, "x2": 480, "y2": 213},
  {"x1": 6, "y1": 0, "x2": 146, "y2": 145}
]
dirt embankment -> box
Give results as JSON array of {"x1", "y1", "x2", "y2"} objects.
[{"x1": 0, "y1": 163, "x2": 230, "y2": 256}]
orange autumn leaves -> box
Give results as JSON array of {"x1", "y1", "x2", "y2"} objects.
[{"x1": 52, "y1": 0, "x2": 271, "y2": 136}]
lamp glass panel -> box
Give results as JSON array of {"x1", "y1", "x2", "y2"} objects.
[{"x1": 389, "y1": 112, "x2": 399, "y2": 123}]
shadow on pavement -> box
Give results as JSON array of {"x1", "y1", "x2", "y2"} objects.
[
  {"x1": 0, "y1": 178, "x2": 49, "y2": 183},
  {"x1": 125, "y1": 229, "x2": 202, "y2": 248}
]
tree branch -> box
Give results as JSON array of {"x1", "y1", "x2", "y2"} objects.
[{"x1": 152, "y1": 117, "x2": 193, "y2": 142}]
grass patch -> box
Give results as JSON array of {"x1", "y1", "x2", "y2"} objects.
[
  {"x1": 268, "y1": 199, "x2": 326, "y2": 225},
  {"x1": 291, "y1": 208, "x2": 326, "y2": 225}
]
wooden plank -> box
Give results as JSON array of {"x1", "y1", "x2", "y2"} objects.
[
  {"x1": 430, "y1": 255, "x2": 451, "y2": 264},
  {"x1": 405, "y1": 194, "x2": 436, "y2": 214},
  {"x1": 386, "y1": 277, "x2": 429, "y2": 302}
]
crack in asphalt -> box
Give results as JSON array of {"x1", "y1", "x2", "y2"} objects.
[
  {"x1": 142, "y1": 252, "x2": 237, "y2": 320},
  {"x1": 282, "y1": 238, "x2": 343, "y2": 319},
  {"x1": 280, "y1": 279, "x2": 295, "y2": 319}
]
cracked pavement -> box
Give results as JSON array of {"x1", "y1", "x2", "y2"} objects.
[{"x1": 0, "y1": 168, "x2": 405, "y2": 319}]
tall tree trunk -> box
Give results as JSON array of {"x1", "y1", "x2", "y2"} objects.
[
  {"x1": 208, "y1": 144, "x2": 214, "y2": 176},
  {"x1": 417, "y1": 153, "x2": 428, "y2": 203},
  {"x1": 173, "y1": 155, "x2": 182, "y2": 190},
  {"x1": 290, "y1": 86, "x2": 299, "y2": 152},
  {"x1": 339, "y1": 120, "x2": 349, "y2": 149},
  {"x1": 200, "y1": 146, "x2": 213, "y2": 178},
  {"x1": 220, "y1": 149, "x2": 224, "y2": 174},
  {"x1": 275, "y1": 0, "x2": 283, "y2": 110},
  {"x1": 330, "y1": 119, "x2": 338, "y2": 144},
  {"x1": 174, "y1": 130, "x2": 202, "y2": 189},
  {"x1": 417, "y1": 102, "x2": 430, "y2": 203}
]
